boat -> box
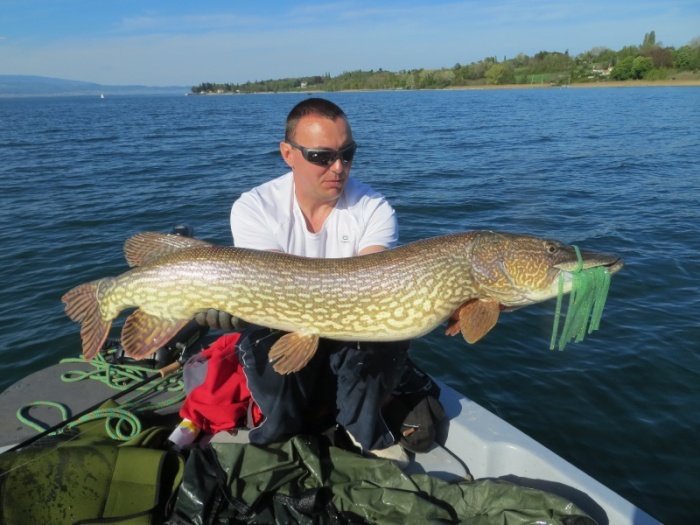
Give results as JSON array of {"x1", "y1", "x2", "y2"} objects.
[
  {"x1": 0, "y1": 227, "x2": 660, "y2": 525},
  {"x1": 0, "y1": 334, "x2": 660, "y2": 525},
  {"x1": 435, "y1": 381, "x2": 660, "y2": 525}
]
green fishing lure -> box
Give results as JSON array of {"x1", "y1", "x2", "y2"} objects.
[{"x1": 550, "y1": 246, "x2": 612, "y2": 351}]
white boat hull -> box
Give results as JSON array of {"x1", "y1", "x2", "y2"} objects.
[{"x1": 436, "y1": 380, "x2": 660, "y2": 525}]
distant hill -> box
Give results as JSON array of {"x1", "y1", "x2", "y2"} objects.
[{"x1": 0, "y1": 75, "x2": 189, "y2": 97}]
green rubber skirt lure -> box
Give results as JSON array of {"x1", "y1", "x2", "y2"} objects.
[{"x1": 550, "y1": 246, "x2": 612, "y2": 351}]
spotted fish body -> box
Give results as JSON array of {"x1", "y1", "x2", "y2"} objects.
[{"x1": 62, "y1": 231, "x2": 623, "y2": 374}]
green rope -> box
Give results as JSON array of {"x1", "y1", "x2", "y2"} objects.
[
  {"x1": 70, "y1": 407, "x2": 143, "y2": 440},
  {"x1": 17, "y1": 402, "x2": 70, "y2": 433},
  {"x1": 18, "y1": 348, "x2": 185, "y2": 441},
  {"x1": 550, "y1": 245, "x2": 612, "y2": 351}
]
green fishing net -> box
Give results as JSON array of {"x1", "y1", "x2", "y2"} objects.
[{"x1": 550, "y1": 246, "x2": 612, "y2": 351}]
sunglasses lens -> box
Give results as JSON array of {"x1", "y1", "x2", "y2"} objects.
[
  {"x1": 306, "y1": 150, "x2": 336, "y2": 166},
  {"x1": 341, "y1": 143, "x2": 357, "y2": 163},
  {"x1": 291, "y1": 141, "x2": 357, "y2": 166}
]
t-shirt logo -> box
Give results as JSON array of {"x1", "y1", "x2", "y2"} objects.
[{"x1": 341, "y1": 234, "x2": 350, "y2": 243}]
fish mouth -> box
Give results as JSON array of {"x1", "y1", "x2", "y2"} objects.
[
  {"x1": 548, "y1": 252, "x2": 624, "y2": 300},
  {"x1": 605, "y1": 258, "x2": 625, "y2": 275},
  {"x1": 555, "y1": 251, "x2": 625, "y2": 276}
]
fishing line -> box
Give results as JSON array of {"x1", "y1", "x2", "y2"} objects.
[{"x1": 254, "y1": 329, "x2": 282, "y2": 346}]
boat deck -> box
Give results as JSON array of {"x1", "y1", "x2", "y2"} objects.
[{"x1": 0, "y1": 360, "x2": 661, "y2": 525}]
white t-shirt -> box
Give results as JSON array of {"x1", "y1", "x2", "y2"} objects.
[{"x1": 230, "y1": 171, "x2": 398, "y2": 258}]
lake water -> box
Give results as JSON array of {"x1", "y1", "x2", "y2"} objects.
[{"x1": 1, "y1": 87, "x2": 698, "y2": 523}]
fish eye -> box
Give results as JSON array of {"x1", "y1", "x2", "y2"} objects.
[{"x1": 545, "y1": 242, "x2": 559, "y2": 254}]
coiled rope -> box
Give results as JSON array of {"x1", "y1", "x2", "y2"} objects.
[{"x1": 17, "y1": 349, "x2": 185, "y2": 441}]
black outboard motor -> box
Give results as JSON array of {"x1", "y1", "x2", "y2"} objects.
[{"x1": 170, "y1": 224, "x2": 194, "y2": 237}]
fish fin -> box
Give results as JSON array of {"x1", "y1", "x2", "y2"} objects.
[
  {"x1": 459, "y1": 298, "x2": 501, "y2": 344},
  {"x1": 124, "y1": 232, "x2": 213, "y2": 267},
  {"x1": 62, "y1": 280, "x2": 111, "y2": 361},
  {"x1": 268, "y1": 332, "x2": 320, "y2": 374},
  {"x1": 445, "y1": 309, "x2": 462, "y2": 336},
  {"x1": 121, "y1": 309, "x2": 189, "y2": 359}
]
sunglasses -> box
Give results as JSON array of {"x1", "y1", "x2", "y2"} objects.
[{"x1": 286, "y1": 139, "x2": 357, "y2": 166}]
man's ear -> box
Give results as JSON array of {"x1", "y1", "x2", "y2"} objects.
[{"x1": 280, "y1": 141, "x2": 294, "y2": 169}]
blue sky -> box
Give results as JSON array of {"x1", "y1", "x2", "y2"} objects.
[{"x1": 1, "y1": 0, "x2": 698, "y2": 86}]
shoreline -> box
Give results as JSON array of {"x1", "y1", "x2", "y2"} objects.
[
  {"x1": 446, "y1": 79, "x2": 700, "y2": 90},
  {"x1": 189, "y1": 78, "x2": 700, "y2": 96}
]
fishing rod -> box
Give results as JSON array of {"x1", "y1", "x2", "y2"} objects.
[{"x1": 4, "y1": 360, "x2": 183, "y2": 454}]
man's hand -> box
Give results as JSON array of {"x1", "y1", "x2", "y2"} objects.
[{"x1": 194, "y1": 309, "x2": 249, "y2": 331}]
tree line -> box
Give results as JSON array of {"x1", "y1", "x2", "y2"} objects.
[{"x1": 191, "y1": 31, "x2": 700, "y2": 94}]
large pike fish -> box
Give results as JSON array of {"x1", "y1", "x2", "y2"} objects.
[{"x1": 62, "y1": 231, "x2": 623, "y2": 374}]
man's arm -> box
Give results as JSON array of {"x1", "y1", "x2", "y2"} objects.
[
  {"x1": 357, "y1": 193, "x2": 399, "y2": 255},
  {"x1": 230, "y1": 192, "x2": 282, "y2": 251},
  {"x1": 359, "y1": 245, "x2": 388, "y2": 256}
]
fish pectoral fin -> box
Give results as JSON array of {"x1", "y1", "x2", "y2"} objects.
[
  {"x1": 269, "y1": 332, "x2": 320, "y2": 375},
  {"x1": 445, "y1": 308, "x2": 462, "y2": 336},
  {"x1": 459, "y1": 298, "x2": 501, "y2": 344},
  {"x1": 121, "y1": 309, "x2": 189, "y2": 360}
]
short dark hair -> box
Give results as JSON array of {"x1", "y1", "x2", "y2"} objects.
[{"x1": 285, "y1": 98, "x2": 347, "y2": 141}]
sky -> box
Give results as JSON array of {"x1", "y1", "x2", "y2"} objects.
[{"x1": 1, "y1": 0, "x2": 698, "y2": 87}]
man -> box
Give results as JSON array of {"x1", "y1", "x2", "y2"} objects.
[{"x1": 230, "y1": 98, "x2": 409, "y2": 462}]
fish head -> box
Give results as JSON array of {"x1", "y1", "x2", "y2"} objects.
[{"x1": 469, "y1": 231, "x2": 624, "y2": 308}]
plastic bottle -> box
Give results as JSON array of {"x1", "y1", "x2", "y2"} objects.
[{"x1": 168, "y1": 419, "x2": 201, "y2": 450}]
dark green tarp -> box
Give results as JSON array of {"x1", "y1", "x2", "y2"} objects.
[
  {"x1": 169, "y1": 435, "x2": 596, "y2": 525},
  {"x1": 1, "y1": 415, "x2": 597, "y2": 525}
]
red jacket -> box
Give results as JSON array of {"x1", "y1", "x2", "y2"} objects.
[{"x1": 180, "y1": 333, "x2": 263, "y2": 434}]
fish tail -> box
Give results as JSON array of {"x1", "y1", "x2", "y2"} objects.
[{"x1": 62, "y1": 280, "x2": 112, "y2": 360}]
